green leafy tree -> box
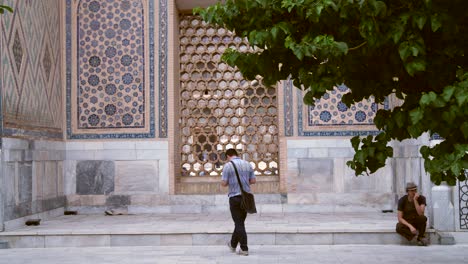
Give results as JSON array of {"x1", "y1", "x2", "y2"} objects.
[{"x1": 195, "y1": 0, "x2": 467, "y2": 185}]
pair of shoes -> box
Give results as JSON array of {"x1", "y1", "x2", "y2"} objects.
[
  {"x1": 238, "y1": 249, "x2": 249, "y2": 256},
  {"x1": 417, "y1": 237, "x2": 429, "y2": 246},
  {"x1": 227, "y1": 242, "x2": 236, "y2": 253}
]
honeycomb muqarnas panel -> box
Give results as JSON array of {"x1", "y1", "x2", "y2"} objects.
[{"x1": 178, "y1": 15, "x2": 280, "y2": 178}]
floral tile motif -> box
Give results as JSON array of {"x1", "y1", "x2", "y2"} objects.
[
  {"x1": 308, "y1": 84, "x2": 377, "y2": 126},
  {"x1": 295, "y1": 82, "x2": 384, "y2": 136}
]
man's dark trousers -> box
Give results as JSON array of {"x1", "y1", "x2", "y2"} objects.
[
  {"x1": 396, "y1": 215, "x2": 427, "y2": 240},
  {"x1": 229, "y1": 195, "x2": 248, "y2": 251}
]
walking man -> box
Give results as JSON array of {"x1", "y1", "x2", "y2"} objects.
[
  {"x1": 221, "y1": 148, "x2": 256, "y2": 256},
  {"x1": 396, "y1": 182, "x2": 429, "y2": 246}
]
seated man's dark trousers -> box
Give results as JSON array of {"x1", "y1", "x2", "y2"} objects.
[
  {"x1": 229, "y1": 195, "x2": 248, "y2": 251},
  {"x1": 396, "y1": 215, "x2": 427, "y2": 240}
]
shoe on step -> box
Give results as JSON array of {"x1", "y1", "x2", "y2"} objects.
[
  {"x1": 238, "y1": 249, "x2": 249, "y2": 256},
  {"x1": 227, "y1": 242, "x2": 235, "y2": 253}
]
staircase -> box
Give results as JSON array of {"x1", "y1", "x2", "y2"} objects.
[{"x1": 0, "y1": 212, "x2": 437, "y2": 248}]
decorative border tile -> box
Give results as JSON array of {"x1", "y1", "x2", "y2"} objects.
[
  {"x1": 283, "y1": 79, "x2": 294, "y2": 137},
  {"x1": 158, "y1": 0, "x2": 167, "y2": 138}
]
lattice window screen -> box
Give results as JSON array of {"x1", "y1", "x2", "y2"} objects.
[{"x1": 179, "y1": 15, "x2": 279, "y2": 178}]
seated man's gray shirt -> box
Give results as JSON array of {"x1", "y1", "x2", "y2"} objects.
[{"x1": 221, "y1": 157, "x2": 256, "y2": 197}]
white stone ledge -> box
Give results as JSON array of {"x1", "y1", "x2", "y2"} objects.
[
  {"x1": 94, "y1": 150, "x2": 137, "y2": 160},
  {"x1": 66, "y1": 150, "x2": 96, "y2": 160},
  {"x1": 66, "y1": 142, "x2": 104, "y2": 150},
  {"x1": 102, "y1": 141, "x2": 136, "y2": 150},
  {"x1": 135, "y1": 141, "x2": 168, "y2": 150},
  {"x1": 328, "y1": 147, "x2": 355, "y2": 158},
  {"x1": 307, "y1": 148, "x2": 329, "y2": 158},
  {"x1": 136, "y1": 150, "x2": 168, "y2": 160},
  {"x1": 287, "y1": 148, "x2": 308, "y2": 158},
  {"x1": 287, "y1": 139, "x2": 352, "y2": 148},
  {"x1": 34, "y1": 141, "x2": 66, "y2": 151},
  {"x1": 1, "y1": 138, "x2": 30, "y2": 149}
]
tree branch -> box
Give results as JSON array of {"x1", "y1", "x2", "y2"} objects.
[{"x1": 348, "y1": 41, "x2": 367, "y2": 51}]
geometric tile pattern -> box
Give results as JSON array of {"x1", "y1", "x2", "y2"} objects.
[
  {"x1": 289, "y1": 80, "x2": 384, "y2": 136},
  {"x1": 0, "y1": 0, "x2": 63, "y2": 139},
  {"x1": 66, "y1": 0, "x2": 156, "y2": 139},
  {"x1": 77, "y1": 0, "x2": 144, "y2": 129},
  {"x1": 283, "y1": 78, "x2": 294, "y2": 136},
  {"x1": 158, "y1": 0, "x2": 167, "y2": 138},
  {"x1": 307, "y1": 84, "x2": 378, "y2": 126}
]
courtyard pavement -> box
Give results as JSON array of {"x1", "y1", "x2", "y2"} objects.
[{"x1": 0, "y1": 245, "x2": 467, "y2": 264}]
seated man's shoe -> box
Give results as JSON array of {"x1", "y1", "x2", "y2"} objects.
[
  {"x1": 227, "y1": 242, "x2": 236, "y2": 253},
  {"x1": 238, "y1": 249, "x2": 249, "y2": 256},
  {"x1": 417, "y1": 237, "x2": 429, "y2": 246}
]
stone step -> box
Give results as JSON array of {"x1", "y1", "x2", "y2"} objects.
[
  {"x1": 0, "y1": 230, "x2": 438, "y2": 248},
  {"x1": 0, "y1": 212, "x2": 437, "y2": 248},
  {"x1": 0, "y1": 241, "x2": 8, "y2": 249}
]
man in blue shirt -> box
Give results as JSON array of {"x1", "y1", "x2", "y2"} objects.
[{"x1": 221, "y1": 148, "x2": 256, "y2": 256}]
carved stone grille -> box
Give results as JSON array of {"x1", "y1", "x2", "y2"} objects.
[
  {"x1": 459, "y1": 176, "x2": 468, "y2": 230},
  {"x1": 179, "y1": 15, "x2": 279, "y2": 184}
]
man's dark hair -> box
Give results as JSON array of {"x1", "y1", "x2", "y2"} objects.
[{"x1": 226, "y1": 148, "x2": 238, "y2": 157}]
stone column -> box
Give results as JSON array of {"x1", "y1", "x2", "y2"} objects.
[{"x1": 432, "y1": 182, "x2": 455, "y2": 231}]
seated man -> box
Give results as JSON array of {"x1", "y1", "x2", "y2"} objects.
[{"x1": 396, "y1": 182, "x2": 429, "y2": 246}]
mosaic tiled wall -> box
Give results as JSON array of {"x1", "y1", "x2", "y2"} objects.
[
  {"x1": 284, "y1": 80, "x2": 384, "y2": 136},
  {"x1": 66, "y1": 0, "x2": 162, "y2": 139},
  {"x1": 0, "y1": 0, "x2": 63, "y2": 139}
]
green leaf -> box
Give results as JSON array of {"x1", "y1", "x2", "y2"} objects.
[
  {"x1": 461, "y1": 122, "x2": 468, "y2": 139},
  {"x1": 371, "y1": 1, "x2": 387, "y2": 17},
  {"x1": 409, "y1": 108, "x2": 424, "y2": 124},
  {"x1": 351, "y1": 136, "x2": 361, "y2": 150},
  {"x1": 356, "y1": 151, "x2": 367, "y2": 164},
  {"x1": 334, "y1": 41, "x2": 348, "y2": 55},
  {"x1": 398, "y1": 42, "x2": 411, "y2": 61},
  {"x1": 303, "y1": 90, "x2": 316, "y2": 105},
  {"x1": 455, "y1": 88, "x2": 467, "y2": 106},
  {"x1": 271, "y1": 26, "x2": 279, "y2": 41},
  {"x1": 0, "y1": 5, "x2": 13, "y2": 13},
  {"x1": 442, "y1": 86, "x2": 455, "y2": 101},
  {"x1": 420, "y1": 92, "x2": 437, "y2": 106},
  {"x1": 431, "y1": 14, "x2": 442, "y2": 32},
  {"x1": 394, "y1": 110, "x2": 406, "y2": 127},
  {"x1": 405, "y1": 59, "x2": 426, "y2": 76},
  {"x1": 414, "y1": 13, "x2": 427, "y2": 30}
]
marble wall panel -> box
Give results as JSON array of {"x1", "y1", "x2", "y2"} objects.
[
  {"x1": 43, "y1": 162, "x2": 58, "y2": 199},
  {"x1": 18, "y1": 162, "x2": 33, "y2": 203},
  {"x1": 115, "y1": 161, "x2": 158, "y2": 193},
  {"x1": 3, "y1": 162, "x2": 16, "y2": 206},
  {"x1": 33, "y1": 162, "x2": 44, "y2": 200},
  {"x1": 64, "y1": 160, "x2": 77, "y2": 195},
  {"x1": 76, "y1": 161, "x2": 115, "y2": 195},
  {"x1": 344, "y1": 163, "x2": 374, "y2": 193},
  {"x1": 297, "y1": 158, "x2": 334, "y2": 192}
]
